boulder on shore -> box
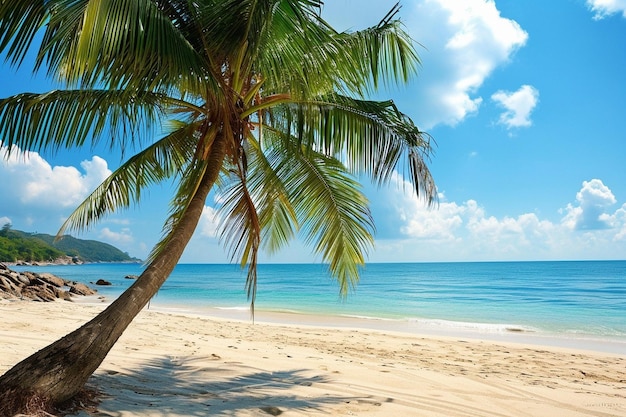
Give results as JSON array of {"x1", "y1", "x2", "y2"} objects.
[
  {"x1": 0, "y1": 262, "x2": 97, "y2": 301},
  {"x1": 69, "y1": 282, "x2": 97, "y2": 296}
]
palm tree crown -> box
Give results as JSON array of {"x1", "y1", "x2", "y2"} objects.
[{"x1": 0, "y1": 0, "x2": 437, "y2": 308}]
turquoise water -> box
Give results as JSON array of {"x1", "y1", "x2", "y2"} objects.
[{"x1": 12, "y1": 261, "x2": 626, "y2": 343}]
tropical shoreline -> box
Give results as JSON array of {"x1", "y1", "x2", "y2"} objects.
[
  {"x1": 9, "y1": 260, "x2": 626, "y2": 357},
  {"x1": 108, "y1": 299, "x2": 626, "y2": 356},
  {"x1": 73, "y1": 286, "x2": 626, "y2": 356}
]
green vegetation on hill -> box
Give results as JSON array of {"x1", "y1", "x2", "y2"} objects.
[
  {"x1": 0, "y1": 225, "x2": 64, "y2": 262},
  {"x1": 0, "y1": 223, "x2": 140, "y2": 263}
]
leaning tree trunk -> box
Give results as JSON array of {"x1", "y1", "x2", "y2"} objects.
[{"x1": 0, "y1": 136, "x2": 227, "y2": 414}]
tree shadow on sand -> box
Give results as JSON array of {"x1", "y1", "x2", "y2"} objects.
[{"x1": 82, "y1": 354, "x2": 369, "y2": 416}]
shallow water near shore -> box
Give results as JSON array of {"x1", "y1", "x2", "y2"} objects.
[{"x1": 12, "y1": 260, "x2": 626, "y2": 353}]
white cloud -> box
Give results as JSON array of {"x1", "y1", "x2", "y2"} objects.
[
  {"x1": 400, "y1": 197, "x2": 465, "y2": 241},
  {"x1": 0, "y1": 146, "x2": 111, "y2": 209},
  {"x1": 199, "y1": 206, "x2": 221, "y2": 238},
  {"x1": 0, "y1": 145, "x2": 112, "y2": 229},
  {"x1": 586, "y1": 0, "x2": 626, "y2": 19},
  {"x1": 368, "y1": 175, "x2": 625, "y2": 261},
  {"x1": 562, "y1": 179, "x2": 617, "y2": 230},
  {"x1": 79, "y1": 157, "x2": 112, "y2": 195},
  {"x1": 404, "y1": 0, "x2": 528, "y2": 128},
  {"x1": 609, "y1": 203, "x2": 626, "y2": 240},
  {"x1": 99, "y1": 227, "x2": 134, "y2": 244},
  {"x1": 576, "y1": 179, "x2": 617, "y2": 206},
  {"x1": 0, "y1": 216, "x2": 11, "y2": 227},
  {"x1": 320, "y1": 0, "x2": 528, "y2": 129},
  {"x1": 491, "y1": 85, "x2": 539, "y2": 129}
]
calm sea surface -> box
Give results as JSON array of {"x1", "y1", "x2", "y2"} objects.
[{"x1": 13, "y1": 261, "x2": 626, "y2": 349}]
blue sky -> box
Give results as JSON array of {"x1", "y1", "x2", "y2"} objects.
[{"x1": 1, "y1": 0, "x2": 625, "y2": 263}]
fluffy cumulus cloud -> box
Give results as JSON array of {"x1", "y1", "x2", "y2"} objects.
[
  {"x1": 0, "y1": 146, "x2": 111, "y2": 209},
  {"x1": 587, "y1": 0, "x2": 626, "y2": 19},
  {"x1": 400, "y1": 198, "x2": 465, "y2": 241},
  {"x1": 491, "y1": 85, "x2": 539, "y2": 129},
  {"x1": 0, "y1": 146, "x2": 112, "y2": 228},
  {"x1": 610, "y1": 204, "x2": 626, "y2": 241},
  {"x1": 369, "y1": 175, "x2": 625, "y2": 261},
  {"x1": 562, "y1": 179, "x2": 617, "y2": 230},
  {"x1": 321, "y1": 0, "x2": 528, "y2": 129},
  {"x1": 404, "y1": 0, "x2": 528, "y2": 128}
]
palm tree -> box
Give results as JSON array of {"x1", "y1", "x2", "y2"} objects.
[{"x1": 0, "y1": 0, "x2": 436, "y2": 412}]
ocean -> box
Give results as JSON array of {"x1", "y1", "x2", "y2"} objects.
[{"x1": 12, "y1": 260, "x2": 626, "y2": 353}]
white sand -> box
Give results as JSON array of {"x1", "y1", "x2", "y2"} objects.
[{"x1": 1, "y1": 300, "x2": 625, "y2": 416}]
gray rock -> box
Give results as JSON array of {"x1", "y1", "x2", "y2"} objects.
[
  {"x1": 69, "y1": 282, "x2": 97, "y2": 296},
  {"x1": 0, "y1": 266, "x2": 96, "y2": 301},
  {"x1": 38, "y1": 273, "x2": 66, "y2": 288}
]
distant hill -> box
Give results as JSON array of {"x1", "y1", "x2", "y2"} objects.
[{"x1": 0, "y1": 224, "x2": 141, "y2": 263}]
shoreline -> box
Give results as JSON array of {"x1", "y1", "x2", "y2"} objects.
[
  {"x1": 11, "y1": 261, "x2": 626, "y2": 351},
  {"x1": 76, "y1": 295, "x2": 626, "y2": 356},
  {"x1": 156, "y1": 305, "x2": 626, "y2": 356},
  {"x1": 1, "y1": 299, "x2": 625, "y2": 416}
]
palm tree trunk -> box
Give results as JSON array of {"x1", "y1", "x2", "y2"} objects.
[{"x1": 0, "y1": 135, "x2": 227, "y2": 413}]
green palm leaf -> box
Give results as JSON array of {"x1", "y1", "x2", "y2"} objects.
[
  {"x1": 0, "y1": 0, "x2": 213, "y2": 93},
  {"x1": 245, "y1": 135, "x2": 298, "y2": 254},
  {"x1": 216, "y1": 153, "x2": 262, "y2": 309},
  {"x1": 0, "y1": 89, "x2": 165, "y2": 155},
  {"x1": 0, "y1": 1, "x2": 47, "y2": 67},
  {"x1": 53, "y1": 0, "x2": 208, "y2": 92},
  {"x1": 257, "y1": 94, "x2": 437, "y2": 205},
  {"x1": 255, "y1": 2, "x2": 418, "y2": 98},
  {"x1": 268, "y1": 141, "x2": 375, "y2": 295},
  {"x1": 333, "y1": 3, "x2": 420, "y2": 92}
]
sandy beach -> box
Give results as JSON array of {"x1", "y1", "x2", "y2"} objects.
[{"x1": 1, "y1": 300, "x2": 625, "y2": 416}]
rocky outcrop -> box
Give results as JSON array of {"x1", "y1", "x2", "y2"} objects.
[{"x1": 0, "y1": 263, "x2": 97, "y2": 302}]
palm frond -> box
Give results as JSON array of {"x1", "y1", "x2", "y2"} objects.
[
  {"x1": 253, "y1": 0, "x2": 347, "y2": 98},
  {"x1": 255, "y1": 1, "x2": 418, "y2": 98},
  {"x1": 0, "y1": 0, "x2": 48, "y2": 67},
  {"x1": 333, "y1": 3, "x2": 420, "y2": 92},
  {"x1": 215, "y1": 152, "x2": 261, "y2": 313},
  {"x1": 218, "y1": 175, "x2": 261, "y2": 272},
  {"x1": 259, "y1": 95, "x2": 438, "y2": 206},
  {"x1": 77, "y1": 0, "x2": 208, "y2": 91},
  {"x1": 271, "y1": 143, "x2": 375, "y2": 296},
  {"x1": 245, "y1": 133, "x2": 298, "y2": 255},
  {"x1": 0, "y1": 89, "x2": 165, "y2": 156},
  {"x1": 1, "y1": 0, "x2": 212, "y2": 93}
]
